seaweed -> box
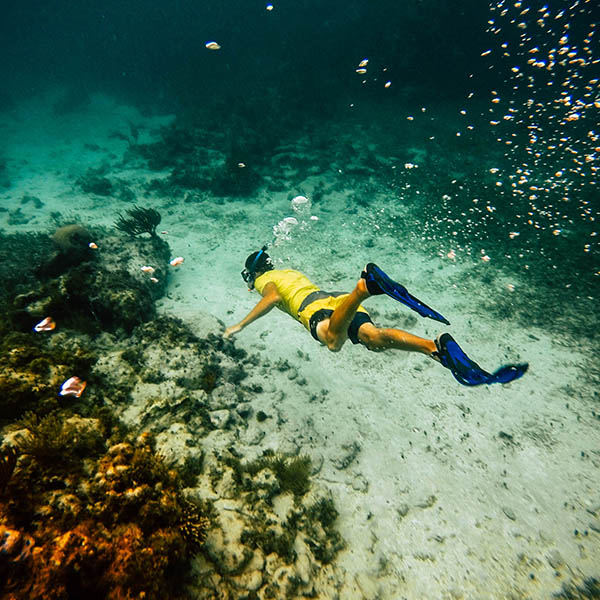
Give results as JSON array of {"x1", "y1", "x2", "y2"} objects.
[
  {"x1": 554, "y1": 578, "x2": 600, "y2": 599},
  {"x1": 77, "y1": 167, "x2": 113, "y2": 196},
  {"x1": 268, "y1": 455, "x2": 311, "y2": 497},
  {"x1": 179, "y1": 453, "x2": 205, "y2": 488},
  {"x1": 179, "y1": 497, "x2": 211, "y2": 552},
  {"x1": 199, "y1": 360, "x2": 222, "y2": 393},
  {"x1": 256, "y1": 410, "x2": 268, "y2": 422},
  {"x1": 114, "y1": 205, "x2": 161, "y2": 237},
  {"x1": 307, "y1": 497, "x2": 338, "y2": 529},
  {"x1": 241, "y1": 527, "x2": 297, "y2": 564},
  {"x1": 306, "y1": 529, "x2": 345, "y2": 565},
  {"x1": 14, "y1": 411, "x2": 105, "y2": 470},
  {"x1": 228, "y1": 452, "x2": 312, "y2": 498}
]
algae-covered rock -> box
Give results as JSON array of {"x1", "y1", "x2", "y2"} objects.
[
  {"x1": 9, "y1": 227, "x2": 170, "y2": 334},
  {"x1": 0, "y1": 328, "x2": 96, "y2": 420}
]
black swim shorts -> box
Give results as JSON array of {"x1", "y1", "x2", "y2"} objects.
[{"x1": 308, "y1": 309, "x2": 373, "y2": 345}]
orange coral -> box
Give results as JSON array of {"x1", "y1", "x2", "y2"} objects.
[{"x1": 1, "y1": 423, "x2": 209, "y2": 600}]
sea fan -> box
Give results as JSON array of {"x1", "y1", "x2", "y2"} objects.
[{"x1": 114, "y1": 206, "x2": 161, "y2": 237}]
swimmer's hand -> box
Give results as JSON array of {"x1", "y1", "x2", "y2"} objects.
[{"x1": 224, "y1": 324, "x2": 242, "y2": 338}]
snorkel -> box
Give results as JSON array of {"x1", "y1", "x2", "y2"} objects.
[{"x1": 241, "y1": 245, "x2": 270, "y2": 290}]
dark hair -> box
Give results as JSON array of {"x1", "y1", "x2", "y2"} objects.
[{"x1": 244, "y1": 250, "x2": 272, "y2": 275}]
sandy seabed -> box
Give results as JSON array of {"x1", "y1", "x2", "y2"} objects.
[{"x1": 1, "y1": 92, "x2": 598, "y2": 599}]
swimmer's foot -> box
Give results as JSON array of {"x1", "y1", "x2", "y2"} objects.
[
  {"x1": 360, "y1": 263, "x2": 450, "y2": 325},
  {"x1": 433, "y1": 333, "x2": 528, "y2": 386}
]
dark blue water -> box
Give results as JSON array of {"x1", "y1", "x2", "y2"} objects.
[{"x1": 0, "y1": 0, "x2": 597, "y2": 329}]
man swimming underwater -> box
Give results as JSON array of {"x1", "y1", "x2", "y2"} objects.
[{"x1": 224, "y1": 247, "x2": 528, "y2": 386}]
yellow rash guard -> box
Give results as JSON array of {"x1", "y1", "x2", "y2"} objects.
[{"x1": 254, "y1": 269, "x2": 369, "y2": 331}]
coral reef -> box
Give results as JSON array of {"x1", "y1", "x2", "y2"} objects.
[
  {"x1": 1, "y1": 415, "x2": 210, "y2": 600},
  {"x1": 188, "y1": 448, "x2": 345, "y2": 598},
  {"x1": 114, "y1": 205, "x2": 161, "y2": 238},
  {"x1": 91, "y1": 317, "x2": 346, "y2": 598},
  {"x1": 0, "y1": 222, "x2": 346, "y2": 599},
  {"x1": 50, "y1": 224, "x2": 93, "y2": 253}
]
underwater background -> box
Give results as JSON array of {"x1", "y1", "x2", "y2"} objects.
[{"x1": 0, "y1": 1, "x2": 598, "y2": 598}]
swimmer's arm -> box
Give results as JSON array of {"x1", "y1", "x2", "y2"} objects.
[{"x1": 224, "y1": 282, "x2": 281, "y2": 338}]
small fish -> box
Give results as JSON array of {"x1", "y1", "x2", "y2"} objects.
[
  {"x1": 160, "y1": 230, "x2": 169, "y2": 235},
  {"x1": 88, "y1": 242, "x2": 98, "y2": 249},
  {"x1": 141, "y1": 266, "x2": 155, "y2": 274},
  {"x1": 266, "y1": 3, "x2": 274, "y2": 10},
  {"x1": 481, "y1": 255, "x2": 491, "y2": 262},
  {"x1": 358, "y1": 59, "x2": 369, "y2": 67},
  {"x1": 447, "y1": 250, "x2": 457, "y2": 260},
  {"x1": 170, "y1": 256, "x2": 184, "y2": 267},
  {"x1": 356, "y1": 68, "x2": 367, "y2": 74},
  {"x1": 34, "y1": 317, "x2": 56, "y2": 332},
  {"x1": 150, "y1": 276, "x2": 159, "y2": 283},
  {"x1": 205, "y1": 41, "x2": 221, "y2": 50},
  {"x1": 59, "y1": 376, "x2": 86, "y2": 398},
  {"x1": 384, "y1": 81, "x2": 391, "y2": 88}
]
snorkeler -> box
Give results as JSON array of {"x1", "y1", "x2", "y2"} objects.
[{"x1": 224, "y1": 248, "x2": 528, "y2": 386}]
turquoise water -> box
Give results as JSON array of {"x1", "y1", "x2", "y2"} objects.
[{"x1": 0, "y1": 2, "x2": 598, "y2": 598}]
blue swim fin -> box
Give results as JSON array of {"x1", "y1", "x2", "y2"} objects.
[
  {"x1": 435, "y1": 333, "x2": 528, "y2": 386},
  {"x1": 361, "y1": 263, "x2": 450, "y2": 325}
]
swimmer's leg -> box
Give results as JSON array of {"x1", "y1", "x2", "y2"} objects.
[
  {"x1": 316, "y1": 279, "x2": 370, "y2": 351},
  {"x1": 356, "y1": 322, "x2": 437, "y2": 355}
]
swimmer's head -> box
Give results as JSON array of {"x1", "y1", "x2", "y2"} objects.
[{"x1": 241, "y1": 246, "x2": 272, "y2": 289}]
